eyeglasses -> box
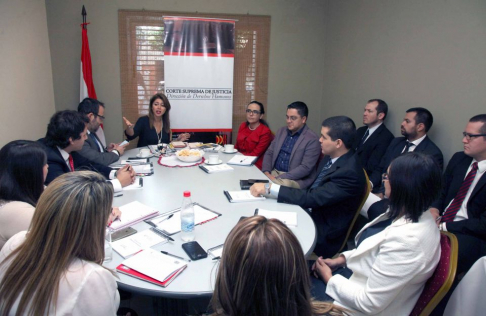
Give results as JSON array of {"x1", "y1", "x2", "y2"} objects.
[
  {"x1": 246, "y1": 109, "x2": 261, "y2": 115},
  {"x1": 286, "y1": 115, "x2": 301, "y2": 121},
  {"x1": 382, "y1": 173, "x2": 389, "y2": 181},
  {"x1": 463, "y1": 132, "x2": 486, "y2": 140},
  {"x1": 96, "y1": 114, "x2": 106, "y2": 120}
]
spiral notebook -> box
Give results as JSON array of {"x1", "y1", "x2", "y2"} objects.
[{"x1": 109, "y1": 201, "x2": 159, "y2": 231}]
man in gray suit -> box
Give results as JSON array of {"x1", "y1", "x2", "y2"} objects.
[
  {"x1": 261, "y1": 101, "x2": 321, "y2": 189},
  {"x1": 77, "y1": 98, "x2": 126, "y2": 166}
]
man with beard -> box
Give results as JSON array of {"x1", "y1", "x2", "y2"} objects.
[{"x1": 369, "y1": 107, "x2": 443, "y2": 195}]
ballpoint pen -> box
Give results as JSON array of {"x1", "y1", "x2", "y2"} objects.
[
  {"x1": 160, "y1": 251, "x2": 191, "y2": 262},
  {"x1": 212, "y1": 256, "x2": 221, "y2": 260}
]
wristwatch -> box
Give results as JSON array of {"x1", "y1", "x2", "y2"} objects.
[{"x1": 264, "y1": 182, "x2": 271, "y2": 195}]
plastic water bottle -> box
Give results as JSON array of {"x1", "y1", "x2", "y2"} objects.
[{"x1": 180, "y1": 191, "x2": 195, "y2": 241}]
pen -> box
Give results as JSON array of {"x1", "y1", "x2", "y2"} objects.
[
  {"x1": 114, "y1": 193, "x2": 123, "y2": 197},
  {"x1": 254, "y1": 208, "x2": 259, "y2": 215},
  {"x1": 436, "y1": 216, "x2": 442, "y2": 223},
  {"x1": 160, "y1": 251, "x2": 191, "y2": 262},
  {"x1": 159, "y1": 214, "x2": 174, "y2": 223},
  {"x1": 212, "y1": 256, "x2": 221, "y2": 260}
]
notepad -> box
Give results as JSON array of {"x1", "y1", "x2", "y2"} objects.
[
  {"x1": 199, "y1": 164, "x2": 234, "y2": 174},
  {"x1": 118, "y1": 248, "x2": 187, "y2": 286},
  {"x1": 110, "y1": 201, "x2": 159, "y2": 231},
  {"x1": 223, "y1": 190, "x2": 266, "y2": 203},
  {"x1": 147, "y1": 204, "x2": 221, "y2": 235},
  {"x1": 112, "y1": 228, "x2": 168, "y2": 258},
  {"x1": 257, "y1": 209, "x2": 298, "y2": 227},
  {"x1": 227, "y1": 155, "x2": 258, "y2": 166}
]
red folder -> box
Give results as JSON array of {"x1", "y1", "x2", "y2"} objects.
[{"x1": 116, "y1": 264, "x2": 186, "y2": 288}]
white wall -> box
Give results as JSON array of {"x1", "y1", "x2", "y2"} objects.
[
  {"x1": 321, "y1": 0, "x2": 486, "y2": 163},
  {"x1": 0, "y1": 0, "x2": 56, "y2": 146},
  {"x1": 45, "y1": 0, "x2": 328, "y2": 142}
]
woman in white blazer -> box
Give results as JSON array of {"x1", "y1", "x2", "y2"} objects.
[
  {"x1": 0, "y1": 172, "x2": 119, "y2": 315},
  {"x1": 312, "y1": 152, "x2": 443, "y2": 315}
]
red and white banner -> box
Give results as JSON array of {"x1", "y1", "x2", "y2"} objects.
[{"x1": 163, "y1": 17, "x2": 235, "y2": 134}]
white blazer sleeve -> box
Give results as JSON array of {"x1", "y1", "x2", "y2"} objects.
[
  {"x1": 72, "y1": 267, "x2": 120, "y2": 316},
  {"x1": 326, "y1": 234, "x2": 429, "y2": 315}
]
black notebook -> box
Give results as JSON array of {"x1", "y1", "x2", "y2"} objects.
[{"x1": 240, "y1": 179, "x2": 269, "y2": 190}]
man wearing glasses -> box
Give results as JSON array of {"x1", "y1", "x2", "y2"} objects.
[
  {"x1": 430, "y1": 114, "x2": 486, "y2": 274},
  {"x1": 261, "y1": 101, "x2": 321, "y2": 189},
  {"x1": 77, "y1": 98, "x2": 126, "y2": 166}
]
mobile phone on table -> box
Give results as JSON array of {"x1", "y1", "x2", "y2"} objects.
[
  {"x1": 182, "y1": 241, "x2": 208, "y2": 261},
  {"x1": 111, "y1": 227, "x2": 137, "y2": 242}
]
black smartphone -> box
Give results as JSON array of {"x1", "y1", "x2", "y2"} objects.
[
  {"x1": 181, "y1": 241, "x2": 208, "y2": 261},
  {"x1": 111, "y1": 227, "x2": 137, "y2": 242}
]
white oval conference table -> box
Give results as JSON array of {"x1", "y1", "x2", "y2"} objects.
[{"x1": 104, "y1": 147, "x2": 316, "y2": 298}]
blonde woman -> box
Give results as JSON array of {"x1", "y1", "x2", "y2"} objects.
[
  {"x1": 211, "y1": 216, "x2": 345, "y2": 316},
  {"x1": 0, "y1": 171, "x2": 119, "y2": 315}
]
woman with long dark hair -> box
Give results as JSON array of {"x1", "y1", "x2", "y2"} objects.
[
  {"x1": 123, "y1": 93, "x2": 190, "y2": 147},
  {"x1": 311, "y1": 153, "x2": 443, "y2": 315},
  {"x1": 0, "y1": 140, "x2": 47, "y2": 250},
  {"x1": 234, "y1": 101, "x2": 273, "y2": 169},
  {"x1": 211, "y1": 216, "x2": 344, "y2": 316},
  {"x1": 0, "y1": 171, "x2": 119, "y2": 315}
]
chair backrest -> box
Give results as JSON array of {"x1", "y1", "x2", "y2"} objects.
[
  {"x1": 409, "y1": 231, "x2": 458, "y2": 316},
  {"x1": 334, "y1": 169, "x2": 371, "y2": 255}
]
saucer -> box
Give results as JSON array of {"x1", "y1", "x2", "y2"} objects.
[
  {"x1": 222, "y1": 149, "x2": 238, "y2": 154},
  {"x1": 205, "y1": 159, "x2": 223, "y2": 165}
]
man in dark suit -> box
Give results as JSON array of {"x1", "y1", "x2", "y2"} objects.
[
  {"x1": 38, "y1": 110, "x2": 135, "y2": 189},
  {"x1": 354, "y1": 99, "x2": 394, "y2": 177},
  {"x1": 251, "y1": 116, "x2": 367, "y2": 257},
  {"x1": 78, "y1": 98, "x2": 126, "y2": 166},
  {"x1": 261, "y1": 101, "x2": 321, "y2": 189},
  {"x1": 369, "y1": 107, "x2": 443, "y2": 193},
  {"x1": 430, "y1": 114, "x2": 486, "y2": 274}
]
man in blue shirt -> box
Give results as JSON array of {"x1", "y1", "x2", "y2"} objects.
[{"x1": 261, "y1": 101, "x2": 321, "y2": 189}]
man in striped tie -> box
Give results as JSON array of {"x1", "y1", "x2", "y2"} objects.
[
  {"x1": 250, "y1": 116, "x2": 367, "y2": 257},
  {"x1": 430, "y1": 114, "x2": 486, "y2": 275}
]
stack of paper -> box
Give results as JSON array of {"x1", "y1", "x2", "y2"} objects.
[
  {"x1": 199, "y1": 164, "x2": 233, "y2": 173},
  {"x1": 112, "y1": 228, "x2": 168, "y2": 258},
  {"x1": 110, "y1": 201, "x2": 159, "y2": 231},
  {"x1": 257, "y1": 209, "x2": 298, "y2": 227},
  {"x1": 227, "y1": 155, "x2": 258, "y2": 166},
  {"x1": 223, "y1": 190, "x2": 265, "y2": 203},
  {"x1": 116, "y1": 248, "x2": 187, "y2": 287}
]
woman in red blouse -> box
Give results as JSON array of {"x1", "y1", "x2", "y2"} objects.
[{"x1": 235, "y1": 101, "x2": 274, "y2": 170}]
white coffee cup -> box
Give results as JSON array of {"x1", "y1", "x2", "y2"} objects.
[
  {"x1": 224, "y1": 144, "x2": 235, "y2": 152},
  {"x1": 208, "y1": 154, "x2": 219, "y2": 164},
  {"x1": 139, "y1": 148, "x2": 151, "y2": 158}
]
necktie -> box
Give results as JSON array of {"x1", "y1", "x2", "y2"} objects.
[
  {"x1": 68, "y1": 154, "x2": 75, "y2": 172},
  {"x1": 402, "y1": 141, "x2": 415, "y2": 153},
  {"x1": 310, "y1": 159, "x2": 333, "y2": 189},
  {"x1": 356, "y1": 129, "x2": 370, "y2": 150},
  {"x1": 90, "y1": 133, "x2": 104, "y2": 152},
  {"x1": 441, "y1": 162, "x2": 479, "y2": 223}
]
